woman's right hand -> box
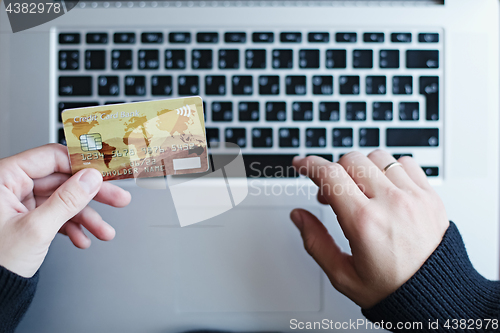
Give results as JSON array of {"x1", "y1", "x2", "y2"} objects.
[{"x1": 290, "y1": 150, "x2": 449, "y2": 309}]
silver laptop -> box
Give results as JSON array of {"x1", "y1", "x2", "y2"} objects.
[{"x1": 1, "y1": 0, "x2": 499, "y2": 331}]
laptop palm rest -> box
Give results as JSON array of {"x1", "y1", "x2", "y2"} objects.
[{"x1": 174, "y1": 207, "x2": 322, "y2": 313}]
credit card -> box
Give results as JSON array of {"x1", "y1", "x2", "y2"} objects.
[{"x1": 61, "y1": 97, "x2": 209, "y2": 181}]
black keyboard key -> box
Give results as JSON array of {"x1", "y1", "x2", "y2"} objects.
[
  {"x1": 232, "y1": 75, "x2": 253, "y2": 95},
  {"x1": 299, "y1": 49, "x2": 320, "y2": 68},
  {"x1": 359, "y1": 128, "x2": 379, "y2": 147},
  {"x1": 58, "y1": 101, "x2": 98, "y2": 122},
  {"x1": 272, "y1": 49, "x2": 293, "y2": 69},
  {"x1": 165, "y1": 49, "x2": 186, "y2": 69},
  {"x1": 225, "y1": 128, "x2": 246, "y2": 148},
  {"x1": 85, "y1": 50, "x2": 105, "y2": 70},
  {"x1": 239, "y1": 102, "x2": 259, "y2": 121},
  {"x1": 309, "y1": 32, "x2": 329, "y2": 43},
  {"x1": 58, "y1": 128, "x2": 67, "y2": 145},
  {"x1": 333, "y1": 128, "x2": 353, "y2": 147},
  {"x1": 59, "y1": 33, "x2": 80, "y2": 44},
  {"x1": 279, "y1": 128, "x2": 299, "y2": 148},
  {"x1": 306, "y1": 154, "x2": 333, "y2": 162},
  {"x1": 197, "y1": 32, "x2": 219, "y2": 43},
  {"x1": 419, "y1": 33, "x2": 439, "y2": 43},
  {"x1": 104, "y1": 101, "x2": 124, "y2": 105},
  {"x1": 339, "y1": 76, "x2": 360, "y2": 95},
  {"x1": 219, "y1": 49, "x2": 239, "y2": 69},
  {"x1": 326, "y1": 49, "x2": 347, "y2": 68},
  {"x1": 178, "y1": 75, "x2": 199, "y2": 95},
  {"x1": 59, "y1": 50, "x2": 79, "y2": 70},
  {"x1": 346, "y1": 102, "x2": 366, "y2": 121},
  {"x1": 242, "y1": 154, "x2": 298, "y2": 178},
  {"x1": 312, "y1": 76, "x2": 333, "y2": 95},
  {"x1": 420, "y1": 76, "x2": 439, "y2": 121},
  {"x1": 393, "y1": 76, "x2": 413, "y2": 95},
  {"x1": 286, "y1": 76, "x2": 307, "y2": 95},
  {"x1": 305, "y1": 128, "x2": 326, "y2": 147},
  {"x1": 266, "y1": 102, "x2": 286, "y2": 121},
  {"x1": 366, "y1": 76, "x2": 386, "y2": 95},
  {"x1": 336, "y1": 32, "x2": 357, "y2": 43},
  {"x1": 253, "y1": 32, "x2": 274, "y2": 43},
  {"x1": 399, "y1": 102, "x2": 419, "y2": 121},
  {"x1": 169, "y1": 32, "x2": 191, "y2": 44},
  {"x1": 205, "y1": 75, "x2": 226, "y2": 95},
  {"x1": 111, "y1": 50, "x2": 132, "y2": 70},
  {"x1": 292, "y1": 102, "x2": 313, "y2": 121},
  {"x1": 138, "y1": 50, "x2": 159, "y2": 69},
  {"x1": 246, "y1": 49, "x2": 266, "y2": 69},
  {"x1": 422, "y1": 166, "x2": 439, "y2": 177},
  {"x1": 391, "y1": 32, "x2": 411, "y2": 43},
  {"x1": 151, "y1": 76, "x2": 173, "y2": 96},
  {"x1": 225, "y1": 32, "x2": 246, "y2": 43},
  {"x1": 192, "y1": 49, "x2": 213, "y2": 69},
  {"x1": 393, "y1": 153, "x2": 413, "y2": 160},
  {"x1": 59, "y1": 76, "x2": 92, "y2": 96},
  {"x1": 124, "y1": 76, "x2": 146, "y2": 96},
  {"x1": 319, "y1": 102, "x2": 340, "y2": 121},
  {"x1": 141, "y1": 32, "x2": 163, "y2": 44},
  {"x1": 380, "y1": 50, "x2": 400, "y2": 69},
  {"x1": 259, "y1": 75, "x2": 280, "y2": 95},
  {"x1": 98, "y1": 76, "x2": 119, "y2": 96},
  {"x1": 206, "y1": 128, "x2": 220, "y2": 148},
  {"x1": 86, "y1": 33, "x2": 108, "y2": 44},
  {"x1": 372, "y1": 102, "x2": 393, "y2": 121},
  {"x1": 252, "y1": 128, "x2": 273, "y2": 148},
  {"x1": 212, "y1": 102, "x2": 233, "y2": 122},
  {"x1": 353, "y1": 49, "x2": 373, "y2": 68},
  {"x1": 386, "y1": 128, "x2": 439, "y2": 147},
  {"x1": 281, "y1": 32, "x2": 301, "y2": 43},
  {"x1": 114, "y1": 32, "x2": 135, "y2": 44},
  {"x1": 406, "y1": 50, "x2": 439, "y2": 69},
  {"x1": 364, "y1": 32, "x2": 384, "y2": 43}
]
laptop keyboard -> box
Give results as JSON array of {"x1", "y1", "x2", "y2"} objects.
[{"x1": 56, "y1": 29, "x2": 443, "y2": 178}]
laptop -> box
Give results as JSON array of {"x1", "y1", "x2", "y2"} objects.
[{"x1": 0, "y1": 0, "x2": 499, "y2": 331}]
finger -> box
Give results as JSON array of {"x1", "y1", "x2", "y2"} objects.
[
  {"x1": 290, "y1": 209, "x2": 353, "y2": 290},
  {"x1": 34, "y1": 173, "x2": 131, "y2": 208},
  {"x1": 0, "y1": 144, "x2": 71, "y2": 201},
  {"x1": 398, "y1": 156, "x2": 432, "y2": 190},
  {"x1": 33, "y1": 173, "x2": 70, "y2": 196},
  {"x1": 337, "y1": 151, "x2": 394, "y2": 198},
  {"x1": 294, "y1": 156, "x2": 369, "y2": 222},
  {"x1": 316, "y1": 191, "x2": 329, "y2": 205},
  {"x1": 64, "y1": 221, "x2": 91, "y2": 249},
  {"x1": 71, "y1": 206, "x2": 116, "y2": 241},
  {"x1": 27, "y1": 168, "x2": 103, "y2": 237},
  {"x1": 367, "y1": 149, "x2": 416, "y2": 190},
  {"x1": 93, "y1": 182, "x2": 131, "y2": 208}
]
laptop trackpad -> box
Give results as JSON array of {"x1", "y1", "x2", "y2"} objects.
[{"x1": 175, "y1": 207, "x2": 322, "y2": 313}]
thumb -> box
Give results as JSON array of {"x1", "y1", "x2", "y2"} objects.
[
  {"x1": 30, "y1": 168, "x2": 103, "y2": 235},
  {"x1": 290, "y1": 208, "x2": 351, "y2": 287}
]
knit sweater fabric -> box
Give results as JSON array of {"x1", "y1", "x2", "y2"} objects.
[
  {"x1": 0, "y1": 267, "x2": 38, "y2": 333},
  {"x1": 362, "y1": 222, "x2": 500, "y2": 332}
]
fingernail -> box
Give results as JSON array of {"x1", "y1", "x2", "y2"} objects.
[
  {"x1": 79, "y1": 169, "x2": 102, "y2": 194},
  {"x1": 292, "y1": 156, "x2": 303, "y2": 164},
  {"x1": 290, "y1": 209, "x2": 304, "y2": 232}
]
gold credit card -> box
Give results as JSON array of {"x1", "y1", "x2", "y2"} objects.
[{"x1": 62, "y1": 97, "x2": 209, "y2": 181}]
